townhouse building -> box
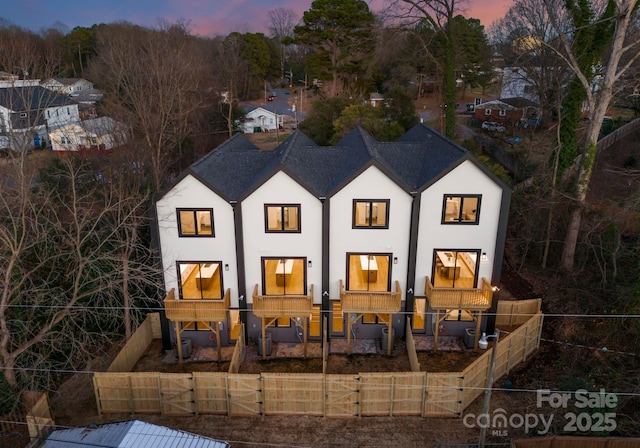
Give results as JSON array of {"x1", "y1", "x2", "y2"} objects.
[{"x1": 155, "y1": 124, "x2": 511, "y2": 359}]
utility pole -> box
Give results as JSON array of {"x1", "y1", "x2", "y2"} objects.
[{"x1": 478, "y1": 331, "x2": 500, "y2": 448}]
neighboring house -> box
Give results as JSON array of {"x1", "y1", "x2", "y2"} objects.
[
  {"x1": 41, "y1": 77, "x2": 94, "y2": 97},
  {"x1": 242, "y1": 107, "x2": 283, "y2": 133},
  {"x1": 369, "y1": 92, "x2": 384, "y2": 107},
  {"x1": 474, "y1": 99, "x2": 518, "y2": 123},
  {"x1": 48, "y1": 116, "x2": 128, "y2": 152},
  {"x1": 155, "y1": 124, "x2": 510, "y2": 356},
  {"x1": 500, "y1": 67, "x2": 540, "y2": 103},
  {"x1": 42, "y1": 78, "x2": 104, "y2": 120},
  {"x1": 0, "y1": 86, "x2": 80, "y2": 150},
  {"x1": 41, "y1": 419, "x2": 229, "y2": 447},
  {"x1": 474, "y1": 98, "x2": 540, "y2": 126}
]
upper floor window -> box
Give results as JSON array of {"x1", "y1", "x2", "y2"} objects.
[
  {"x1": 484, "y1": 108, "x2": 492, "y2": 115},
  {"x1": 499, "y1": 109, "x2": 507, "y2": 116},
  {"x1": 442, "y1": 195, "x2": 481, "y2": 224},
  {"x1": 353, "y1": 199, "x2": 389, "y2": 228},
  {"x1": 177, "y1": 208, "x2": 214, "y2": 236},
  {"x1": 265, "y1": 204, "x2": 300, "y2": 232}
]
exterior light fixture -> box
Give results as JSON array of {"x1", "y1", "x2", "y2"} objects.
[
  {"x1": 481, "y1": 252, "x2": 487, "y2": 261},
  {"x1": 224, "y1": 264, "x2": 229, "y2": 271}
]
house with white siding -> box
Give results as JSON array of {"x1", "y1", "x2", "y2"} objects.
[
  {"x1": 242, "y1": 107, "x2": 283, "y2": 133},
  {"x1": 48, "y1": 116, "x2": 128, "y2": 152},
  {"x1": 154, "y1": 124, "x2": 511, "y2": 358},
  {"x1": 0, "y1": 86, "x2": 79, "y2": 151}
]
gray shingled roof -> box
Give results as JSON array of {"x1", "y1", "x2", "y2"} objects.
[
  {"x1": 171, "y1": 123, "x2": 471, "y2": 202},
  {"x1": 0, "y1": 86, "x2": 76, "y2": 111},
  {"x1": 190, "y1": 133, "x2": 285, "y2": 201}
]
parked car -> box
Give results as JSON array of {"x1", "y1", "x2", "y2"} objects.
[
  {"x1": 268, "y1": 96, "x2": 275, "y2": 101},
  {"x1": 482, "y1": 121, "x2": 506, "y2": 132}
]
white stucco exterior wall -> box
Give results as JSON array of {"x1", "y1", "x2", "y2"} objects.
[
  {"x1": 241, "y1": 171, "x2": 323, "y2": 304},
  {"x1": 329, "y1": 165, "x2": 412, "y2": 301},
  {"x1": 155, "y1": 174, "x2": 239, "y2": 307},
  {"x1": 415, "y1": 160, "x2": 503, "y2": 295}
]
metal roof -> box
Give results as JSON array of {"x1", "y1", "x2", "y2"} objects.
[{"x1": 42, "y1": 419, "x2": 229, "y2": 448}]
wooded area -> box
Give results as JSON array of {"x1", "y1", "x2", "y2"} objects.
[{"x1": 0, "y1": 0, "x2": 639, "y2": 439}]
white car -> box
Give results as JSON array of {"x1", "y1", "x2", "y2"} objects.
[{"x1": 482, "y1": 121, "x2": 506, "y2": 132}]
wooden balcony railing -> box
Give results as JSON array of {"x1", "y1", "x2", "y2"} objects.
[
  {"x1": 424, "y1": 277, "x2": 493, "y2": 311},
  {"x1": 339, "y1": 280, "x2": 402, "y2": 314},
  {"x1": 252, "y1": 284, "x2": 314, "y2": 319},
  {"x1": 164, "y1": 288, "x2": 230, "y2": 322}
]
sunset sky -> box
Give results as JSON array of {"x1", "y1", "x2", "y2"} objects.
[{"x1": 3, "y1": 0, "x2": 510, "y2": 36}]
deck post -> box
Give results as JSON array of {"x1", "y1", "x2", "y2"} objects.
[
  {"x1": 387, "y1": 317, "x2": 392, "y2": 355},
  {"x1": 215, "y1": 322, "x2": 222, "y2": 362},
  {"x1": 474, "y1": 310, "x2": 483, "y2": 351},
  {"x1": 261, "y1": 317, "x2": 267, "y2": 360},
  {"x1": 303, "y1": 317, "x2": 308, "y2": 358},
  {"x1": 433, "y1": 310, "x2": 440, "y2": 352},
  {"x1": 175, "y1": 320, "x2": 183, "y2": 363},
  {"x1": 347, "y1": 312, "x2": 352, "y2": 355}
]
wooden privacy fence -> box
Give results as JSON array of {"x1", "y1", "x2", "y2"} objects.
[
  {"x1": 596, "y1": 117, "x2": 640, "y2": 153},
  {"x1": 93, "y1": 307, "x2": 543, "y2": 418},
  {"x1": 496, "y1": 298, "x2": 542, "y2": 327},
  {"x1": 26, "y1": 393, "x2": 55, "y2": 442}
]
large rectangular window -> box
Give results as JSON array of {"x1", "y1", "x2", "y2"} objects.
[
  {"x1": 432, "y1": 250, "x2": 479, "y2": 289},
  {"x1": 177, "y1": 208, "x2": 214, "y2": 236},
  {"x1": 265, "y1": 204, "x2": 301, "y2": 232},
  {"x1": 346, "y1": 253, "x2": 391, "y2": 292},
  {"x1": 177, "y1": 261, "x2": 224, "y2": 330},
  {"x1": 353, "y1": 199, "x2": 389, "y2": 228},
  {"x1": 262, "y1": 257, "x2": 306, "y2": 295},
  {"x1": 442, "y1": 195, "x2": 481, "y2": 224}
]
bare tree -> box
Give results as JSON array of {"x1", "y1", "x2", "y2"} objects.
[
  {"x1": 268, "y1": 8, "x2": 298, "y2": 81},
  {"x1": 0, "y1": 154, "x2": 161, "y2": 392},
  {"x1": 211, "y1": 34, "x2": 250, "y2": 137},
  {"x1": 88, "y1": 22, "x2": 207, "y2": 191},
  {"x1": 541, "y1": 0, "x2": 640, "y2": 270},
  {"x1": 385, "y1": 0, "x2": 468, "y2": 138}
]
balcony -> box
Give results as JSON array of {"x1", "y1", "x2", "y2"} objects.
[
  {"x1": 424, "y1": 277, "x2": 493, "y2": 311},
  {"x1": 252, "y1": 284, "x2": 315, "y2": 359},
  {"x1": 164, "y1": 288, "x2": 230, "y2": 323},
  {"x1": 339, "y1": 280, "x2": 402, "y2": 314},
  {"x1": 251, "y1": 284, "x2": 314, "y2": 319},
  {"x1": 340, "y1": 280, "x2": 402, "y2": 355},
  {"x1": 424, "y1": 277, "x2": 494, "y2": 351},
  {"x1": 163, "y1": 288, "x2": 231, "y2": 362}
]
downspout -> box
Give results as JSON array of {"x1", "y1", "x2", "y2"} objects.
[
  {"x1": 404, "y1": 191, "x2": 421, "y2": 339},
  {"x1": 486, "y1": 186, "x2": 512, "y2": 334},
  {"x1": 232, "y1": 200, "x2": 248, "y2": 344},
  {"x1": 320, "y1": 197, "x2": 330, "y2": 345}
]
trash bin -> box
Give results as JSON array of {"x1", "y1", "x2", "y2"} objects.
[
  {"x1": 463, "y1": 328, "x2": 476, "y2": 349},
  {"x1": 381, "y1": 327, "x2": 395, "y2": 351},
  {"x1": 180, "y1": 338, "x2": 192, "y2": 358},
  {"x1": 258, "y1": 333, "x2": 272, "y2": 356}
]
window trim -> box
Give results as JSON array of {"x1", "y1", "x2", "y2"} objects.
[
  {"x1": 352, "y1": 199, "x2": 390, "y2": 229},
  {"x1": 260, "y1": 256, "x2": 307, "y2": 296},
  {"x1": 176, "y1": 260, "x2": 225, "y2": 330},
  {"x1": 441, "y1": 194, "x2": 481, "y2": 225},
  {"x1": 264, "y1": 203, "x2": 301, "y2": 233},
  {"x1": 345, "y1": 252, "x2": 393, "y2": 292},
  {"x1": 499, "y1": 109, "x2": 507, "y2": 117},
  {"x1": 484, "y1": 108, "x2": 492, "y2": 116},
  {"x1": 176, "y1": 208, "x2": 215, "y2": 237}
]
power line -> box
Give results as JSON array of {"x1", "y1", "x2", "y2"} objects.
[{"x1": 3, "y1": 302, "x2": 640, "y2": 320}]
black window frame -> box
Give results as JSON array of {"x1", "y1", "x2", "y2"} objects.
[
  {"x1": 176, "y1": 260, "x2": 225, "y2": 330},
  {"x1": 441, "y1": 195, "x2": 481, "y2": 225},
  {"x1": 264, "y1": 204, "x2": 301, "y2": 233},
  {"x1": 176, "y1": 208, "x2": 215, "y2": 237},
  {"x1": 352, "y1": 199, "x2": 390, "y2": 229}
]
